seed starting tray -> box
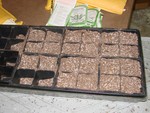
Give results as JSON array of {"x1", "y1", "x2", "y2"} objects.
[{"x1": 0, "y1": 25, "x2": 146, "y2": 98}]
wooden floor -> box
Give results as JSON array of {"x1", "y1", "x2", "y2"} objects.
[{"x1": 2, "y1": 0, "x2": 134, "y2": 28}]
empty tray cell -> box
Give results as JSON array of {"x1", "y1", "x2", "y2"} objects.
[
  {"x1": 60, "y1": 57, "x2": 80, "y2": 73},
  {"x1": 0, "y1": 39, "x2": 7, "y2": 49},
  {"x1": 11, "y1": 26, "x2": 28, "y2": 39},
  {"x1": 13, "y1": 69, "x2": 35, "y2": 85},
  {"x1": 28, "y1": 29, "x2": 45, "y2": 41},
  {"x1": 79, "y1": 58, "x2": 98, "y2": 74},
  {"x1": 119, "y1": 32, "x2": 138, "y2": 45},
  {"x1": 120, "y1": 45, "x2": 139, "y2": 58},
  {"x1": 18, "y1": 54, "x2": 39, "y2": 70},
  {"x1": 0, "y1": 66, "x2": 14, "y2": 82},
  {"x1": 62, "y1": 43, "x2": 80, "y2": 55},
  {"x1": 7, "y1": 39, "x2": 24, "y2": 53},
  {"x1": 101, "y1": 44, "x2": 119, "y2": 57},
  {"x1": 35, "y1": 71, "x2": 54, "y2": 87},
  {"x1": 80, "y1": 43, "x2": 98, "y2": 57},
  {"x1": 99, "y1": 75, "x2": 120, "y2": 92},
  {"x1": 16, "y1": 34, "x2": 26, "y2": 40},
  {"x1": 25, "y1": 42, "x2": 42, "y2": 53},
  {"x1": 56, "y1": 72, "x2": 77, "y2": 88},
  {"x1": 82, "y1": 30, "x2": 100, "y2": 46},
  {"x1": 101, "y1": 32, "x2": 119, "y2": 44},
  {"x1": 46, "y1": 30, "x2": 63, "y2": 42},
  {"x1": 0, "y1": 50, "x2": 18, "y2": 67},
  {"x1": 121, "y1": 76, "x2": 142, "y2": 94},
  {"x1": 38, "y1": 55, "x2": 58, "y2": 74},
  {"x1": 100, "y1": 58, "x2": 120, "y2": 75},
  {"x1": 64, "y1": 30, "x2": 83, "y2": 43},
  {"x1": 120, "y1": 59, "x2": 141, "y2": 77},
  {"x1": 0, "y1": 26, "x2": 12, "y2": 38},
  {"x1": 77, "y1": 73, "x2": 98, "y2": 90},
  {"x1": 42, "y1": 42, "x2": 61, "y2": 55}
]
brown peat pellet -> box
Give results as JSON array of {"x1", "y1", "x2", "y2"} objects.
[
  {"x1": 39, "y1": 56, "x2": 58, "y2": 72},
  {"x1": 101, "y1": 32, "x2": 119, "y2": 44},
  {"x1": 99, "y1": 75, "x2": 120, "y2": 91},
  {"x1": 42, "y1": 42, "x2": 61, "y2": 55},
  {"x1": 82, "y1": 30, "x2": 100, "y2": 46},
  {"x1": 46, "y1": 31, "x2": 62, "y2": 42},
  {"x1": 11, "y1": 42, "x2": 24, "y2": 53},
  {"x1": 62, "y1": 43, "x2": 80, "y2": 55},
  {"x1": 79, "y1": 58, "x2": 98, "y2": 74},
  {"x1": 64, "y1": 30, "x2": 83, "y2": 43},
  {"x1": 60, "y1": 57, "x2": 80, "y2": 73},
  {"x1": 121, "y1": 76, "x2": 141, "y2": 94},
  {"x1": 120, "y1": 45, "x2": 139, "y2": 58},
  {"x1": 20, "y1": 78, "x2": 33, "y2": 85},
  {"x1": 100, "y1": 58, "x2": 120, "y2": 75},
  {"x1": 101, "y1": 44, "x2": 119, "y2": 57},
  {"x1": 38, "y1": 78, "x2": 53, "y2": 87},
  {"x1": 18, "y1": 54, "x2": 39, "y2": 69},
  {"x1": 77, "y1": 73, "x2": 97, "y2": 90},
  {"x1": 28, "y1": 29, "x2": 45, "y2": 41},
  {"x1": 56, "y1": 72, "x2": 77, "y2": 88},
  {"x1": 120, "y1": 59, "x2": 141, "y2": 77},
  {"x1": 119, "y1": 32, "x2": 138, "y2": 45},
  {"x1": 25, "y1": 42, "x2": 42, "y2": 53},
  {"x1": 80, "y1": 43, "x2": 98, "y2": 57}
]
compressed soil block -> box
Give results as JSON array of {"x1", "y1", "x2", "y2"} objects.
[
  {"x1": 82, "y1": 30, "x2": 100, "y2": 46},
  {"x1": 60, "y1": 57, "x2": 80, "y2": 73},
  {"x1": 11, "y1": 42, "x2": 24, "y2": 53},
  {"x1": 77, "y1": 73, "x2": 97, "y2": 90},
  {"x1": 39, "y1": 55, "x2": 58, "y2": 73},
  {"x1": 79, "y1": 58, "x2": 98, "y2": 74},
  {"x1": 99, "y1": 75, "x2": 120, "y2": 92},
  {"x1": 25, "y1": 42, "x2": 42, "y2": 53},
  {"x1": 56, "y1": 72, "x2": 77, "y2": 88},
  {"x1": 119, "y1": 32, "x2": 138, "y2": 45},
  {"x1": 120, "y1": 59, "x2": 141, "y2": 77},
  {"x1": 42, "y1": 42, "x2": 61, "y2": 55},
  {"x1": 28, "y1": 29, "x2": 45, "y2": 41},
  {"x1": 45, "y1": 31, "x2": 63, "y2": 42},
  {"x1": 101, "y1": 32, "x2": 119, "y2": 44},
  {"x1": 101, "y1": 44, "x2": 119, "y2": 57},
  {"x1": 62, "y1": 43, "x2": 80, "y2": 55},
  {"x1": 64, "y1": 30, "x2": 84, "y2": 43},
  {"x1": 80, "y1": 43, "x2": 98, "y2": 57},
  {"x1": 18, "y1": 54, "x2": 39, "y2": 69},
  {"x1": 100, "y1": 58, "x2": 120, "y2": 75},
  {"x1": 16, "y1": 34, "x2": 26, "y2": 39},
  {"x1": 120, "y1": 45, "x2": 139, "y2": 58},
  {"x1": 20, "y1": 78, "x2": 34, "y2": 85},
  {"x1": 121, "y1": 76, "x2": 141, "y2": 94},
  {"x1": 38, "y1": 78, "x2": 53, "y2": 87}
]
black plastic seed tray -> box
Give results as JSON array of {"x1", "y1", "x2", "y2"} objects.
[{"x1": 0, "y1": 25, "x2": 146, "y2": 98}]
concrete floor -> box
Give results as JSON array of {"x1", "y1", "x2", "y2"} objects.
[{"x1": 130, "y1": 7, "x2": 150, "y2": 37}]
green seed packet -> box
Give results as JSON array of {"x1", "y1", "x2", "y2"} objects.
[
  {"x1": 94, "y1": 11, "x2": 103, "y2": 28},
  {"x1": 86, "y1": 8, "x2": 99, "y2": 27},
  {"x1": 68, "y1": 5, "x2": 88, "y2": 26}
]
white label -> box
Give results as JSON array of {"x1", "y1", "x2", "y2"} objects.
[{"x1": 47, "y1": 0, "x2": 76, "y2": 26}]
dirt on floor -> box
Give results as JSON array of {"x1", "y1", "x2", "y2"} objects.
[{"x1": 130, "y1": 7, "x2": 150, "y2": 37}]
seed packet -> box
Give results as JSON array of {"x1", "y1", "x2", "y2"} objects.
[{"x1": 67, "y1": 5, "x2": 88, "y2": 27}]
